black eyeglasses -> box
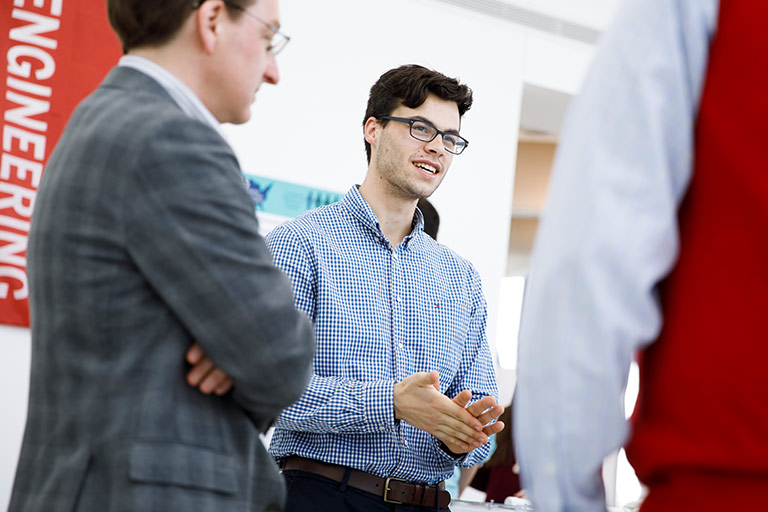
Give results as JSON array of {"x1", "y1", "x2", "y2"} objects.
[
  {"x1": 193, "y1": 0, "x2": 290, "y2": 55},
  {"x1": 378, "y1": 116, "x2": 469, "y2": 155}
]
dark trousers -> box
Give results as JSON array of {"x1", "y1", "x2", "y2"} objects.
[{"x1": 282, "y1": 470, "x2": 451, "y2": 512}]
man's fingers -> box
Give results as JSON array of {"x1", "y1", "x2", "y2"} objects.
[
  {"x1": 429, "y1": 370, "x2": 441, "y2": 392},
  {"x1": 466, "y1": 395, "x2": 498, "y2": 417},
  {"x1": 186, "y1": 357, "x2": 214, "y2": 386},
  {"x1": 436, "y1": 421, "x2": 483, "y2": 448},
  {"x1": 427, "y1": 401, "x2": 488, "y2": 447},
  {"x1": 185, "y1": 345, "x2": 234, "y2": 395},
  {"x1": 409, "y1": 371, "x2": 439, "y2": 390},
  {"x1": 437, "y1": 425, "x2": 492, "y2": 454},
  {"x1": 214, "y1": 376, "x2": 233, "y2": 396},
  {"x1": 483, "y1": 420, "x2": 505, "y2": 437},
  {"x1": 199, "y1": 368, "x2": 229, "y2": 394},
  {"x1": 452, "y1": 389, "x2": 472, "y2": 409},
  {"x1": 444, "y1": 440, "x2": 471, "y2": 454},
  {"x1": 453, "y1": 401, "x2": 485, "y2": 432},
  {"x1": 476, "y1": 404, "x2": 504, "y2": 426},
  {"x1": 439, "y1": 419, "x2": 498, "y2": 454},
  {"x1": 444, "y1": 411, "x2": 489, "y2": 445},
  {"x1": 394, "y1": 372, "x2": 492, "y2": 447},
  {"x1": 443, "y1": 437, "x2": 470, "y2": 453},
  {"x1": 435, "y1": 430, "x2": 471, "y2": 453},
  {"x1": 186, "y1": 343, "x2": 203, "y2": 365}
]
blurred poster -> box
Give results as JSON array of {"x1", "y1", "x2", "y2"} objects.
[
  {"x1": 243, "y1": 173, "x2": 343, "y2": 236},
  {"x1": 0, "y1": 1, "x2": 121, "y2": 326}
]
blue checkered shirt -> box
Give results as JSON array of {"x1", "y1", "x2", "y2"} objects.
[{"x1": 266, "y1": 186, "x2": 498, "y2": 484}]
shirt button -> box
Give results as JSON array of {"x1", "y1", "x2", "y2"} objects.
[
  {"x1": 396, "y1": 297, "x2": 402, "y2": 303},
  {"x1": 404, "y1": 439, "x2": 409, "y2": 446}
]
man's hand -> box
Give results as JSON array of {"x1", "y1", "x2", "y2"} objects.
[
  {"x1": 185, "y1": 343, "x2": 233, "y2": 395},
  {"x1": 393, "y1": 371, "x2": 489, "y2": 454},
  {"x1": 453, "y1": 390, "x2": 505, "y2": 437}
]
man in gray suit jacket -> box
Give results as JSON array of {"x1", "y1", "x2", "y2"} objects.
[{"x1": 8, "y1": 0, "x2": 313, "y2": 511}]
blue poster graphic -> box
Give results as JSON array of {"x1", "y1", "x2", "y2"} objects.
[{"x1": 243, "y1": 174, "x2": 343, "y2": 219}]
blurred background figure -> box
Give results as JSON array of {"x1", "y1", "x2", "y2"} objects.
[
  {"x1": 516, "y1": 0, "x2": 768, "y2": 511},
  {"x1": 469, "y1": 403, "x2": 522, "y2": 503}
]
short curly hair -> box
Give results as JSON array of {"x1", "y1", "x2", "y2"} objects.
[{"x1": 363, "y1": 65, "x2": 473, "y2": 163}]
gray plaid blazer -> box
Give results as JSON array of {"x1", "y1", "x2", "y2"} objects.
[{"x1": 8, "y1": 67, "x2": 314, "y2": 512}]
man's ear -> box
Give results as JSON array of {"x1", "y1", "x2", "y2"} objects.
[
  {"x1": 363, "y1": 117, "x2": 379, "y2": 147},
  {"x1": 196, "y1": 0, "x2": 226, "y2": 54}
]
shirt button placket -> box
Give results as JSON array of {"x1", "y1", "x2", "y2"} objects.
[{"x1": 392, "y1": 250, "x2": 404, "y2": 379}]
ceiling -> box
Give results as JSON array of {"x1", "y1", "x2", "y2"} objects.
[{"x1": 519, "y1": 83, "x2": 574, "y2": 138}]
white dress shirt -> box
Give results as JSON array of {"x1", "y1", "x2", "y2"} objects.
[{"x1": 514, "y1": 0, "x2": 719, "y2": 510}]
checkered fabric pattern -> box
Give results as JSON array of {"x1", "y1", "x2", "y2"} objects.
[{"x1": 267, "y1": 186, "x2": 498, "y2": 484}]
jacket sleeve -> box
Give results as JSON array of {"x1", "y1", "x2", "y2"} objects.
[{"x1": 123, "y1": 115, "x2": 315, "y2": 431}]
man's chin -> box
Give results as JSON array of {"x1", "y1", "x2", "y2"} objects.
[{"x1": 225, "y1": 109, "x2": 252, "y2": 126}]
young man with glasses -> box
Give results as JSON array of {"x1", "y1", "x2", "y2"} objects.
[
  {"x1": 266, "y1": 64, "x2": 504, "y2": 512},
  {"x1": 8, "y1": 1, "x2": 313, "y2": 511}
]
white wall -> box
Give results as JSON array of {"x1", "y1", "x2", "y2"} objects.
[
  {"x1": 1, "y1": 0, "x2": 599, "y2": 508},
  {"x1": 523, "y1": 34, "x2": 594, "y2": 95},
  {"x1": 0, "y1": 325, "x2": 31, "y2": 509}
]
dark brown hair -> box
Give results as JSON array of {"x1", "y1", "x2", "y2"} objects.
[
  {"x1": 363, "y1": 64, "x2": 473, "y2": 163},
  {"x1": 418, "y1": 197, "x2": 440, "y2": 240},
  {"x1": 107, "y1": 0, "x2": 254, "y2": 53}
]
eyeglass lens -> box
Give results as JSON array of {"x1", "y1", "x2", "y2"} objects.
[
  {"x1": 220, "y1": 1, "x2": 290, "y2": 55},
  {"x1": 410, "y1": 120, "x2": 465, "y2": 154}
]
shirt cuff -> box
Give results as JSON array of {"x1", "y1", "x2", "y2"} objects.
[
  {"x1": 433, "y1": 436, "x2": 493, "y2": 467},
  {"x1": 364, "y1": 379, "x2": 397, "y2": 433},
  {"x1": 432, "y1": 436, "x2": 469, "y2": 463}
]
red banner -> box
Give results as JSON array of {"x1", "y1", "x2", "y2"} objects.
[{"x1": 1, "y1": 1, "x2": 121, "y2": 326}]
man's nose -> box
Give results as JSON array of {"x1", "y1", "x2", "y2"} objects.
[
  {"x1": 424, "y1": 135, "x2": 446, "y2": 154},
  {"x1": 264, "y1": 55, "x2": 280, "y2": 85}
]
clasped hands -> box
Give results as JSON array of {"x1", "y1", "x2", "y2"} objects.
[
  {"x1": 394, "y1": 370, "x2": 504, "y2": 454},
  {"x1": 185, "y1": 344, "x2": 504, "y2": 454}
]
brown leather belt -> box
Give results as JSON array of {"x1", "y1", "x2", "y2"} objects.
[{"x1": 281, "y1": 456, "x2": 451, "y2": 509}]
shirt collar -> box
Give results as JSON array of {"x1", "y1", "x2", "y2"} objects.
[
  {"x1": 341, "y1": 186, "x2": 425, "y2": 248},
  {"x1": 118, "y1": 55, "x2": 221, "y2": 132}
]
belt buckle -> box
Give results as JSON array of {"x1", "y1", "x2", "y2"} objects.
[{"x1": 383, "y1": 477, "x2": 406, "y2": 504}]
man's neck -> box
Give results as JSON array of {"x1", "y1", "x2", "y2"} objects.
[
  {"x1": 358, "y1": 179, "x2": 417, "y2": 248},
  {"x1": 129, "y1": 47, "x2": 203, "y2": 105}
]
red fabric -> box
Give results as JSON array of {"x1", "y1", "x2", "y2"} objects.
[
  {"x1": 0, "y1": 0, "x2": 121, "y2": 326},
  {"x1": 640, "y1": 472, "x2": 768, "y2": 512},
  {"x1": 471, "y1": 464, "x2": 522, "y2": 504},
  {"x1": 626, "y1": 1, "x2": 768, "y2": 508}
]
